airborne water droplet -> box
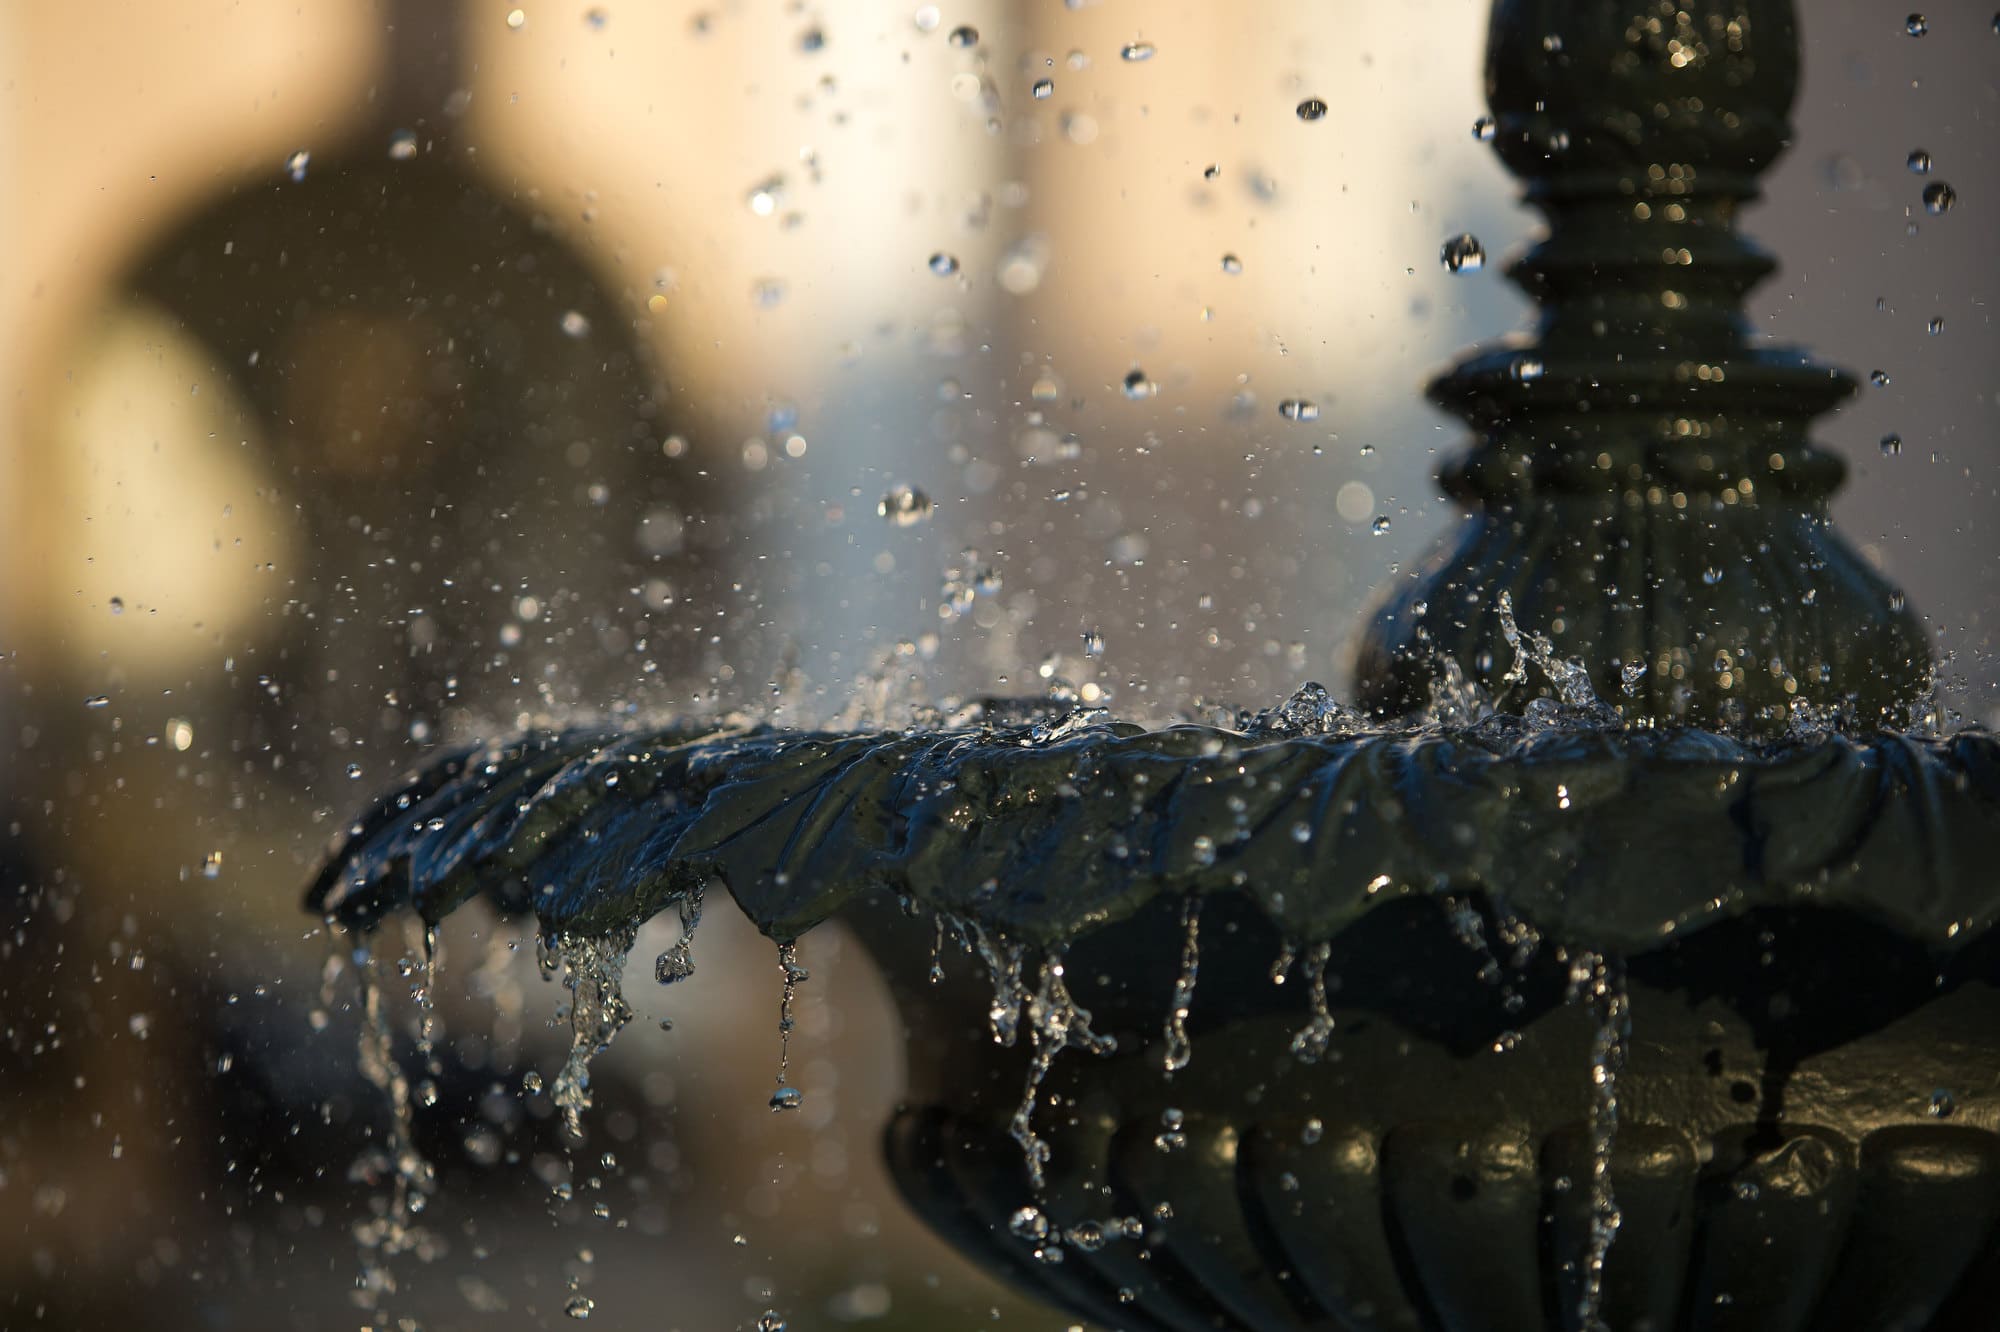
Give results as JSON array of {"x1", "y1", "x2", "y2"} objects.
[
  {"x1": 1220, "y1": 253, "x2": 1243, "y2": 274},
  {"x1": 878, "y1": 484, "x2": 934, "y2": 526},
  {"x1": 1928, "y1": 317, "x2": 1945, "y2": 335},
  {"x1": 284, "y1": 149, "x2": 311, "y2": 182},
  {"x1": 928, "y1": 252, "x2": 960, "y2": 276},
  {"x1": 947, "y1": 23, "x2": 978, "y2": 47},
  {"x1": 1032, "y1": 78, "x2": 1054, "y2": 99},
  {"x1": 1881, "y1": 433, "x2": 1904, "y2": 457},
  {"x1": 1922, "y1": 182, "x2": 1956, "y2": 215},
  {"x1": 388, "y1": 129, "x2": 419, "y2": 161},
  {"x1": 1870, "y1": 369, "x2": 1891, "y2": 387},
  {"x1": 1440, "y1": 233, "x2": 1486, "y2": 274},
  {"x1": 1295, "y1": 97, "x2": 1327, "y2": 121},
  {"x1": 1472, "y1": 115, "x2": 1496, "y2": 141},
  {"x1": 1907, "y1": 148, "x2": 1933, "y2": 175},
  {"x1": 1122, "y1": 368, "x2": 1156, "y2": 400},
  {"x1": 1120, "y1": 40, "x2": 1156, "y2": 61},
  {"x1": 560, "y1": 310, "x2": 592, "y2": 338},
  {"x1": 1371, "y1": 516, "x2": 1392, "y2": 535},
  {"x1": 1906, "y1": 13, "x2": 1929, "y2": 36},
  {"x1": 1277, "y1": 398, "x2": 1319, "y2": 423},
  {"x1": 754, "y1": 1313, "x2": 788, "y2": 1332},
  {"x1": 565, "y1": 1295, "x2": 595, "y2": 1319}
]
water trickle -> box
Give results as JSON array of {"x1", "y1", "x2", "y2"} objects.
[
  {"x1": 1288, "y1": 941, "x2": 1335, "y2": 1062},
  {"x1": 771, "y1": 942, "x2": 810, "y2": 1111},
  {"x1": 1009, "y1": 952, "x2": 1115, "y2": 1190},
  {"x1": 1161, "y1": 896, "x2": 1202, "y2": 1073},
  {"x1": 550, "y1": 928, "x2": 638, "y2": 1140},
  {"x1": 975, "y1": 927, "x2": 1029, "y2": 1046},
  {"x1": 1569, "y1": 950, "x2": 1630, "y2": 1332},
  {"x1": 349, "y1": 947, "x2": 438, "y2": 1314}
]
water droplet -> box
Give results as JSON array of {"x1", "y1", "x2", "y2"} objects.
[
  {"x1": 1120, "y1": 40, "x2": 1156, "y2": 61},
  {"x1": 913, "y1": 6, "x2": 940, "y2": 32},
  {"x1": 1929, "y1": 1087, "x2": 1957, "y2": 1118},
  {"x1": 1928, "y1": 316, "x2": 1945, "y2": 335},
  {"x1": 1881, "y1": 433, "x2": 1904, "y2": 457},
  {"x1": 1220, "y1": 253, "x2": 1243, "y2": 274},
  {"x1": 1009, "y1": 1206, "x2": 1050, "y2": 1242},
  {"x1": 1702, "y1": 566, "x2": 1724, "y2": 586},
  {"x1": 1620, "y1": 662, "x2": 1648, "y2": 698},
  {"x1": 346, "y1": 762, "x2": 365, "y2": 780},
  {"x1": 108, "y1": 596, "x2": 124, "y2": 614},
  {"x1": 284, "y1": 149, "x2": 310, "y2": 182},
  {"x1": 1277, "y1": 398, "x2": 1319, "y2": 423},
  {"x1": 799, "y1": 26, "x2": 825, "y2": 52},
  {"x1": 1510, "y1": 355, "x2": 1545, "y2": 382},
  {"x1": 1203, "y1": 163, "x2": 1220, "y2": 180},
  {"x1": 1081, "y1": 629, "x2": 1106, "y2": 658},
  {"x1": 769, "y1": 1085, "x2": 804, "y2": 1112},
  {"x1": 947, "y1": 23, "x2": 978, "y2": 47},
  {"x1": 1371, "y1": 516, "x2": 1392, "y2": 535},
  {"x1": 1032, "y1": 78, "x2": 1054, "y2": 99},
  {"x1": 202, "y1": 850, "x2": 224, "y2": 879},
  {"x1": 506, "y1": 7, "x2": 528, "y2": 30},
  {"x1": 1922, "y1": 182, "x2": 1956, "y2": 214},
  {"x1": 560, "y1": 310, "x2": 592, "y2": 338},
  {"x1": 1122, "y1": 368, "x2": 1156, "y2": 400},
  {"x1": 746, "y1": 175, "x2": 785, "y2": 216},
  {"x1": 584, "y1": 7, "x2": 608, "y2": 29},
  {"x1": 1870, "y1": 369, "x2": 1891, "y2": 387},
  {"x1": 1440, "y1": 233, "x2": 1486, "y2": 274},
  {"x1": 878, "y1": 484, "x2": 934, "y2": 526},
  {"x1": 1472, "y1": 115, "x2": 1496, "y2": 142},
  {"x1": 1295, "y1": 97, "x2": 1327, "y2": 122},
  {"x1": 927, "y1": 252, "x2": 960, "y2": 277},
  {"x1": 1906, "y1": 12, "x2": 1929, "y2": 36},
  {"x1": 388, "y1": 129, "x2": 419, "y2": 161},
  {"x1": 1907, "y1": 148, "x2": 1933, "y2": 175},
  {"x1": 564, "y1": 1295, "x2": 594, "y2": 1319},
  {"x1": 754, "y1": 1314, "x2": 788, "y2": 1332}
]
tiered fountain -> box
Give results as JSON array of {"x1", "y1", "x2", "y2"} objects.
[{"x1": 310, "y1": 2, "x2": 2000, "y2": 1328}]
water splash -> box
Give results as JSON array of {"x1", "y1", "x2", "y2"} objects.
[
  {"x1": 771, "y1": 942, "x2": 809, "y2": 1111},
  {"x1": 1268, "y1": 939, "x2": 1298, "y2": 986},
  {"x1": 1568, "y1": 950, "x2": 1630, "y2": 1332},
  {"x1": 1010, "y1": 952, "x2": 1116, "y2": 1191},
  {"x1": 550, "y1": 928, "x2": 637, "y2": 1140},
  {"x1": 1497, "y1": 592, "x2": 1620, "y2": 725},
  {"x1": 1161, "y1": 896, "x2": 1202, "y2": 1072},
  {"x1": 1288, "y1": 941, "x2": 1335, "y2": 1062}
]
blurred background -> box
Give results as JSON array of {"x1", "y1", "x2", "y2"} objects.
[{"x1": 0, "y1": 1, "x2": 1992, "y2": 1327}]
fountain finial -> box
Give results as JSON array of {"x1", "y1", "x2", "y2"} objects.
[{"x1": 1355, "y1": 0, "x2": 1930, "y2": 731}]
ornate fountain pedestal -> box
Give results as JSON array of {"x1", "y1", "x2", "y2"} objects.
[{"x1": 304, "y1": 2, "x2": 2000, "y2": 1329}]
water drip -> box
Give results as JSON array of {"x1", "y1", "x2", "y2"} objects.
[
  {"x1": 1289, "y1": 941, "x2": 1335, "y2": 1062},
  {"x1": 771, "y1": 941, "x2": 809, "y2": 1112},
  {"x1": 654, "y1": 884, "x2": 703, "y2": 984},
  {"x1": 974, "y1": 925, "x2": 1029, "y2": 1047},
  {"x1": 1268, "y1": 939, "x2": 1297, "y2": 986},
  {"x1": 1161, "y1": 896, "x2": 1202, "y2": 1073},
  {"x1": 550, "y1": 928, "x2": 638, "y2": 1140}
]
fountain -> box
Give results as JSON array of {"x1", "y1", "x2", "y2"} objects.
[{"x1": 309, "y1": 2, "x2": 2000, "y2": 1329}]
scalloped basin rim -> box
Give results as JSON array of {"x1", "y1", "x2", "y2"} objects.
[{"x1": 305, "y1": 714, "x2": 2000, "y2": 957}]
